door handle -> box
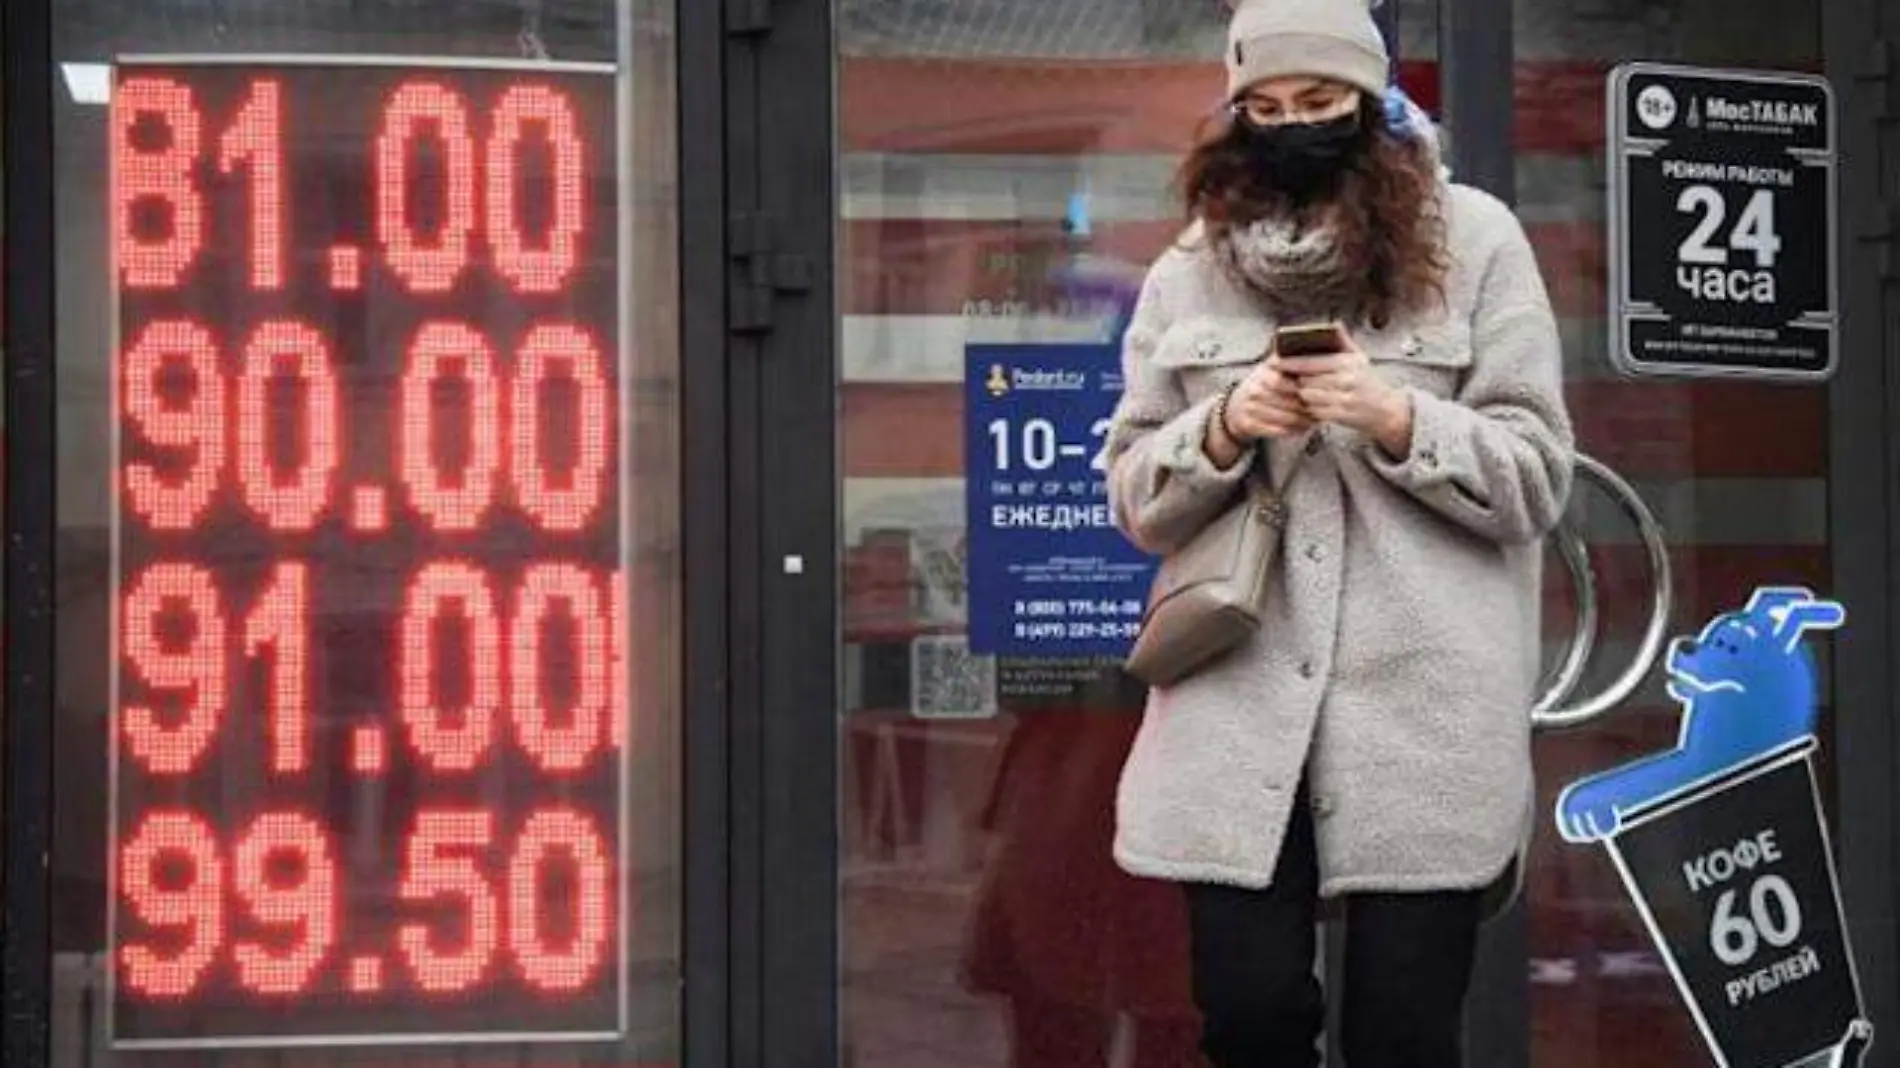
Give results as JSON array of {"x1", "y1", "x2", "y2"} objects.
[{"x1": 1532, "y1": 454, "x2": 1674, "y2": 730}]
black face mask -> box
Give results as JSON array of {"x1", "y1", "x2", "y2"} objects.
[{"x1": 1234, "y1": 110, "x2": 1366, "y2": 197}]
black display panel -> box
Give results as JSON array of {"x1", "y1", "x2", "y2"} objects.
[{"x1": 108, "y1": 57, "x2": 626, "y2": 1048}]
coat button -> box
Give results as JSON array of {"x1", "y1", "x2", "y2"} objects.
[
  {"x1": 1195, "y1": 339, "x2": 1222, "y2": 360},
  {"x1": 1304, "y1": 434, "x2": 1323, "y2": 457},
  {"x1": 1304, "y1": 544, "x2": 1323, "y2": 563},
  {"x1": 1298, "y1": 660, "x2": 1316, "y2": 679}
]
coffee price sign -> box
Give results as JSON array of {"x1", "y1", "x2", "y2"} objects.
[
  {"x1": 1557, "y1": 589, "x2": 1872, "y2": 1068},
  {"x1": 1607, "y1": 63, "x2": 1837, "y2": 381}
]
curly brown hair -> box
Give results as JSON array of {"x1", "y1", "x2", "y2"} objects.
[{"x1": 1176, "y1": 98, "x2": 1450, "y2": 329}]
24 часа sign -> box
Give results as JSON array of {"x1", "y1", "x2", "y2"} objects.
[{"x1": 1608, "y1": 64, "x2": 1837, "y2": 381}]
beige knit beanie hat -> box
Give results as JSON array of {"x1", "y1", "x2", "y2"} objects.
[{"x1": 1225, "y1": 0, "x2": 1390, "y2": 101}]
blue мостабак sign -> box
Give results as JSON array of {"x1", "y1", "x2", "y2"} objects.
[{"x1": 964, "y1": 344, "x2": 1155, "y2": 658}]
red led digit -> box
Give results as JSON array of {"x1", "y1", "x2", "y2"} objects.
[
  {"x1": 113, "y1": 76, "x2": 204, "y2": 289},
  {"x1": 237, "y1": 321, "x2": 339, "y2": 531},
  {"x1": 328, "y1": 244, "x2": 364, "y2": 292},
  {"x1": 217, "y1": 78, "x2": 286, "y2": 291},
  {"x1": 119, "y1": 810, "x2": 224, "y2": 998},
  {"x1": 350, "y1": 955, "x2": 385, "y2": 993},
  {"x1": 351, "y1": 725, "x2": 388, "y2": 775},
  {"x1": 511, "y1": 323, "x2": 609, "y2": 532},
  {"x1": 510, "y1": 564, "x2": 609, "y2": 773},
  {"x1": 487, "y1": 85, "x2": 585, "y2": 293},
  {"x1": 400, "y1": 563, "x2": 501, "y2": 771},
  {"x1": 122, "y1": 564, "x2": 226, "y2": 776},
  {"x1": 244, "y1": 562, "x2": 310, "y2": 775},
  {"x1": 232, "y1": 812, "x2": 338, "y2": 995},
  {"x1": 398, "y1": 810, "x2": 499, "y2": 993},
  {"x1": 611, "y1": 570, "x2": 627, "y2": 751},
  {"x1": 508, "y1": 808, "x2": 612, "y2": 992},
  {"x1": 401, "y1": 322, "x2": 501, "y2": 532},
  {"x1": 377, "y1": 82, "x2": 476, "y2": 293},
  {"x1": 123, "y1": 319, "x2": 225, "y2": 531}
]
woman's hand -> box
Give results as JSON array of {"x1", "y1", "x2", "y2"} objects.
[
  {"x1": 1281, "y1": 338, "x2": 1414, "y2": 457},
  {"x1": 1203, "y1": 357, "x2": 1313, "y2": 467},
  {"x1": 1223, "y1": 360, "x2": 1314, "y2": 441}
]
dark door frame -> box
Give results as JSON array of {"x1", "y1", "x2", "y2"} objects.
[
  {"x1": 1824, "y1": 0, "x2": 1900, "y2": 1047},
  {"x1": 1434, "y1": 0, "x2": 1532, "y2": 1062},
  {"x1": 717, "y1": 0, "x2": 840, "y2": 1065},
  {"x1": 680, "y1": 1, "x2": 738, "y2": 1066},
  {"x1": 2, "y1": 0, "x2": 60, "y2": 1062}
]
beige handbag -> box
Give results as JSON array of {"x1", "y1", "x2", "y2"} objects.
[{"x1": 1123, "y1": 469, "x2": 1288, "y2": 687}]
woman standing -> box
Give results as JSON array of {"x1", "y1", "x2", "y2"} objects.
[{"x1": 1100, "y1": 1, "x2": 1574, "y2": 1066}]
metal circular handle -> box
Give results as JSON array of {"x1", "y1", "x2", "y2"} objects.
[
  {"x1": 1532, "y1": 522, "x2": 1599, "y2": 719},
  {"x1": 1531, "y1": 453, "x2": 1674, "y2": 731}
]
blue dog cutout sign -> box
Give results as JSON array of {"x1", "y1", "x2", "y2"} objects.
[{"x1": 1556, "y1": 587, "x2": 1872, "y2": 1068}]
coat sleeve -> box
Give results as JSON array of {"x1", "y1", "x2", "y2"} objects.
[
  {"x1": 1366, "y1": 207, "x2": 1576, "y2": 545},
  {"x1": 1099, "y1": 261, "x2": 1256, "y2": 556}
]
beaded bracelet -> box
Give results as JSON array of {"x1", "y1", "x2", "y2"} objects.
[{"x1": 1210, "y1": 381, "x2": 1242, "y2": 443}]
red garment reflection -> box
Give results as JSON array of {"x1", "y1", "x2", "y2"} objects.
[{"x1": 961, "y1": 695, "x2": 1206, "y2": 1068}]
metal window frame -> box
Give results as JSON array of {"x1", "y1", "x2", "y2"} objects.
[
  {"x1": 1431, "y1": 1, "x2": 1532, "y2": 1064},
  {"x1": 2, "y1": 0, "x2": 58, "y2": 1063},
  {"x1": 680, "y1": 1, "x2": 737, "y2": 1066},
  {"x1": 720, "y1": 1, "x2": 839, "y2": 1066},
  {"x1": 748, "y1": 0, "x2": 839, "y2": 1062},
  {"x1": 1824, "y1": 0, "x2": 1900, "y2": 1047}
]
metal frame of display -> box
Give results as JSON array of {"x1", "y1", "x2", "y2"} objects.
[
  {"x1": 677, "y1": 2, "x2": 736, "y2": 1065},
  {"x1": 0, "y1": 1, "x2": 741, "y2": 1065},
  {"x1": 1, "y1": 0, "x2": 59, "y2": 1061}
]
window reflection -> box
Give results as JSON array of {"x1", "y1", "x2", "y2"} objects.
[
  {"x1": 837, "y1": 5, "x2": 1230, "y2": 1066},
  {"x1": 1514, "y1": 3, "x2": 1825, "y2": 1067}
]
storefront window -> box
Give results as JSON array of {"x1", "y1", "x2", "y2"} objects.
[
  {"x1": 829, "y1": 2, "x2": 1444, "y2": 1063},
  {"x1": 48, "y1": 3, "x2": 680, "y2": 1064},
  {"x1": 1516, "y1": 3, "x2": 1828, "y2": 1066},
  {"x1": 835, "y1": 4, "x2": 1230, "y2": 1064},
  {"x1": 832, "y1": 2, "x2": 1860, "y2": 1067}
]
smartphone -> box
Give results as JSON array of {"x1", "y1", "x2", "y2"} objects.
[{"x1": 1273, "y1": 321, "x2": 1346, "y2": 359}]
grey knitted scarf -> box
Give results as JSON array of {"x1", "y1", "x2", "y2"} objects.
[{"x1": 1216, "y1": 212, "x2": 1366, "y2": 324}]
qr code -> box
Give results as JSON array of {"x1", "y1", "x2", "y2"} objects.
[
  {"x1": 910, "y1": 527, "x2": 968, "y2": 624},
  {"x1": 910, "y1": 635, "x2": 998, "y2": 719}
]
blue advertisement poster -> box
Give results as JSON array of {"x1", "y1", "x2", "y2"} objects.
[{"x1": 964, "y1": 344, "x2": 1156, "y2": 658}]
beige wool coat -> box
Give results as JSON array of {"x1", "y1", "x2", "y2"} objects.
[{"x1": 1101, "y1": 185, "x2": 1575, "y2": 907}]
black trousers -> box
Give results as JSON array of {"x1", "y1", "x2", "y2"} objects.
[{"x1": 1182, "y1": 789, "x2": 1484, "y2": 1068}]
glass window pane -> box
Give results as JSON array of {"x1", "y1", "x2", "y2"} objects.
[
  {"x1": 49, "y1": 4, "x2": 680, "y2": 1064},
  {"x1": 836, "y1": 3, "x2": 1228, "y2": 1064},
  {"x1": 1515, "y1": 4, "x2": 1826, "y2": 1067}
]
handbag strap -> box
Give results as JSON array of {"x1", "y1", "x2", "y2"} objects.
[{"x1": 1243, "y1": 435, "x2": 1307, "y2": 511}]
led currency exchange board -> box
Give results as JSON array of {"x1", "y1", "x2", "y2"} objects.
[{"x1": 108, "y1": 58, "x2": 626, "y2": 1048}]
